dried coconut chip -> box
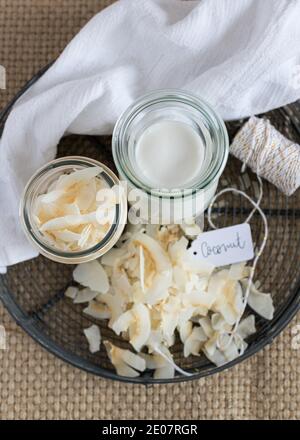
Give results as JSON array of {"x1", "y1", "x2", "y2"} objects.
[
  {"x1": 104, "y1": 341, "x2": 146, "y2": 378},
  {"x1": 83, "y1": 300, "x2": 111, "y2": 320},
  {"x1": 141, "y1": 349, "x2": 175, "y2": 379},
  {"x1": 56, "y1": 166, "x2": 103, "y2": 190},
  {"x1": 183, "y1": 326, "x2": 207, "y2": 357},
  {"x1": 83, "y1": 325, "x2": 101, "y2": 353},
  {"x1": 112, "y1": 303, "x2": 151, "y2": 352},
  {"x1": 73, "y1": 288, "x2": 99, "y2": 304},
  {"x1": 228, "y1": 262, "x2": 247, "y2": 280},
  {"x1": 243, "y1": 280, "x2": 274, "y2": 320},
  {"x1": 64, "y1": 286, "x2": 78, "y2": 300},
  {"x1": 73, "y1": 261, "x2": 109, "y2": 294}
]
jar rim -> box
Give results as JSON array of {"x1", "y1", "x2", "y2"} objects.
[
  {"x1": 112, "y1": 89, "x2": 229, "y2": 199},
  {"x1": 19, "y1": 156, "x2": 127, "y2": 264}
]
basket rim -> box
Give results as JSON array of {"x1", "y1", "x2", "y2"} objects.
[{"x1": 0, "y1": 64, "x2": 299, "y2": 384}]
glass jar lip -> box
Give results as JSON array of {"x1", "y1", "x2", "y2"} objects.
[
  {"x1": 19, "y1": 156, "x2": 127, "y2": 264},
  {"x1": 112, "y1": 89, "x2": 229, "y2": 199}
]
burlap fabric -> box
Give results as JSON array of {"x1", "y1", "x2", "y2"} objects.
[{"x1": 0, "y1": 0, "x2": 299, "y2": 420}]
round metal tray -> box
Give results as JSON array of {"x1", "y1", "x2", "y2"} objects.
[{"x1": 0, "y1": 66, "x2": 299, "y2": 384}]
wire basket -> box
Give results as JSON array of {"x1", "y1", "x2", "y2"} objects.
[{"x1": 0, "y1": 66, "x2": 299, "y2": 384}]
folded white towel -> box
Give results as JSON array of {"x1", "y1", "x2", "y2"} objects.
[{"x1": 1, "y1": 0, "x2": 300, "y2": 269}]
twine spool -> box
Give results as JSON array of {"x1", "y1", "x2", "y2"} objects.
[{"x1": 230, "y1": 116, "x2": 300, "y2": 196}]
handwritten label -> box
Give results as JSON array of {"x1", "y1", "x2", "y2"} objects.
[{"x1": 189, "y1": 223, "x2": 254, "y2": 267}]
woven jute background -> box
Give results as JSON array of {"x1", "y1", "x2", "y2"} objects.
[{"x1": 0, "y1": 0, "x2": 299, "y2": 420}]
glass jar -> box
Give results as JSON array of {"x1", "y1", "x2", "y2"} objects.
[
  {"x1": 20, "y1": 156, "x2": 127, "y2": 264},
  {"x1": 112, "y1": 89, "x2": 229, "y2": 225}
]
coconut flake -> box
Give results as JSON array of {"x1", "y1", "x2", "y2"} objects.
[
  {"x1": 180, "y1": 218, "x2": 202, "y2": 238},
  {"x1": 113, "y1": 303, "x2": 151, "y2": 352},
  {"x1": 53, "y1": 229, "x2": 82, "y2": 243},
  {"x1": 75, "y1": 179, "x2": 96, "y2": 212},
  {"x1": 144, "y1": 271, "x2": 172, "y2": 306},
  {"x1": 40, "y1": 212, "x2": 97, "y2": 232},
  {"x1": 83, "y1": 325, "x2": 101, "y2": 353},
  {"x1": 177, "y1": 320, "x2": 193, "y2": 343},
  {"x1": 154, "y1": 363, "x2": 175, "y2": 379},
  {"x1": 83, "y1": 300, "x2": 111, "y2": 320},
  {"x1": 101, "y1": 248, "x2": 126, "y2": 266},
  {"x1": 133, "y1": 232, "x2": 172, "y2": 273},
  {"x1": 56, "y1": 166, "x2": 102, "y2": 190},
  {"x1": 199, "y1": 317, "x2": 214, "y2": 338},
  {"x1": 73, "y1": 261, "x2": 109, "y2": 293},
  {"x1": 64, "y1": 286, "x2": 78, "y2": 300},
  {"x1": 228, "y1": 262, "x2": 247, "y2": 280},
  {"x1": 237, "y1": 315, "x2": 256, "y2": 339},
  {"x1": 246, "y1": 283, "x2": 274, "y2": 320},
  {"x1": 74, "y1": 288, "x2": 99, "y2": 304},
  {"x1": 184, "y1": 326, "x2": 207, "y2": 357},
  {"x1": 38, "y1": 189, "x2": 65, "y2": 204},
  {"x1": 182, "y1": 252, "x2": 215, "y2": 276},
  {"x1": 104, "y1": 341, "x2": 146, "y2": 377},
  {"x1": 98, "y1": 293, "x2": 126, "y2": 326}
]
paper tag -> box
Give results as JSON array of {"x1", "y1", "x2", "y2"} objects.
[{"x1": 189, "y1": 223, "x2": 254, "y2": 267}]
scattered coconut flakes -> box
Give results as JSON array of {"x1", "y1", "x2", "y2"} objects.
[
  {"x1": 73, "y1": 261, "x2": 109, "y2": 293},
  {"x1": 70, "y1": 221, "x2": 274, "y2": 379},
  {"x1": 83, "y1": 325, "x2": 101, "y2": 353}
]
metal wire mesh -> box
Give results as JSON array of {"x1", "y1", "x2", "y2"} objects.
[{"x1": 0, "y1": 68, "x2": 299, "y2": 384}]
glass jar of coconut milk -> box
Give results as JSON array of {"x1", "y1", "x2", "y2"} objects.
[{"x1": 112, "y1": 90, "x2": 229, "y2": 225}]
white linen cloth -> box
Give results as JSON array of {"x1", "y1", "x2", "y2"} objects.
[{"x1": 1, "y1": 0, "x2": 300, "y2": 270}]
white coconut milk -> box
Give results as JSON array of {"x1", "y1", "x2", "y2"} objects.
[{"x1": 135, "y1": 120, "x2": 204, "y2": 189}]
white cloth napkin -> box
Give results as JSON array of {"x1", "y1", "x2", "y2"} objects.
[{"x1": 1, "y1": 0, "x2": 300, "y2": 270}]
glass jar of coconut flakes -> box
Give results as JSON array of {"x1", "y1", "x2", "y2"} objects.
[{"x1": 20, "y1": 156, "x2": 127, "y2": 264}]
